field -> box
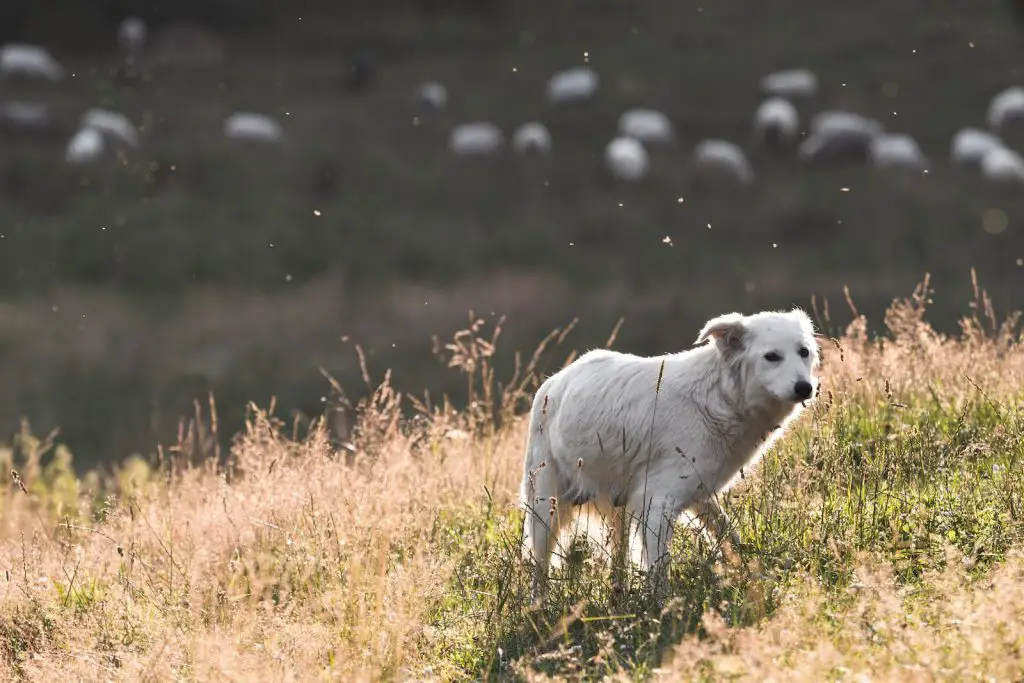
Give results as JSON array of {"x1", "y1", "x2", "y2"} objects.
[
  {"x1": 1, "y1": 278, "x2": 1022, "y2": 681},
  {"x1": 3, "y1": 0, "x2": 1024, "y2": 468}
]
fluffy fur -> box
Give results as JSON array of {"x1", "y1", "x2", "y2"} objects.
[{"x1": 519, "y1": 308, "x2": 820, "y2": 600}]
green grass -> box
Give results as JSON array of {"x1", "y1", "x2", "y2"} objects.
[
  {"x1": 4, "y1": 1, "x2": 1024, "y2": 468},
  {"x1": 0, "y1": 283, "x2": 1022, "y2": 680}
]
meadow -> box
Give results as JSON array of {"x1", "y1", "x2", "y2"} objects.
[
  {"x1": 4, "y1": 0, "x2": 1024, "y2": 469},
  {"x1": 0, "y1": 275, "x2": 1022, "y2": 681}
]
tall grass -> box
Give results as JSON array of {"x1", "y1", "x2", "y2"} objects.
[{"x1": 0, "y1": 274, "x2": 1022, "y2": 682}]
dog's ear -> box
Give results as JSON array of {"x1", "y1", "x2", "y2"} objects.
[{"x1": 695, "y1": 313, "x2": 747, "y2": 354}]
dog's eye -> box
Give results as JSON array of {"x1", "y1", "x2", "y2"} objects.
[
  {"x1": 798, "y1": 347, "x2": 810, "y2": 359},
  {"x1": 763, "y1": 352, "x2": 782, "y2": 362}
]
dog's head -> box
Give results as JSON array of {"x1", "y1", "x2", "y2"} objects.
[{"x1": 695, "y1": 308, "x2": 820, "y2": 405}]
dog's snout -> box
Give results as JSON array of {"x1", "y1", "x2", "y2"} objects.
[{"x1": 794, "y1": 380, "x2": 813, "y2": 400}]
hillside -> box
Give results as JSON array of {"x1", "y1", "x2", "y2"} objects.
[
  {"x1": 0, "y1": 286, "x2": 1022, "y2": 680},
  {"x1": 1, "y1": 0, "x2": 1023, "y2": 466}
]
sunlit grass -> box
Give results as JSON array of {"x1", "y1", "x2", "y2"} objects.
[{"x1": 0, "y1": 274, "x2": 1022, "y2": 681}]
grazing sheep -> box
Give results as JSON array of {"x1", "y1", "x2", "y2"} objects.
[
  {"x1": 981, "y1": 146, "x2": 1024, "y2": 183},
  {"x1": 618, "y1": 109, "x2": 674, "y2": 144},
  {"x1": 604, "y1": 137, "x2": 649, "y2": 181},
  {"x1": 798, "y1": 110, "x2": 882, "y2": 164},
  {"x1": 512, "y1": 122, "x2": 553, "y2": 156},
  {"x1": 81, "y1": 108, "x2": 139, "y2": 148},
  {"x1": 0, "y1": 44, "x2": 64, "y2": 82},
  {"x1": 65, "y1": 128, "x2": 104, "y2": 165},
  {"x1": 223, "y1": 112, "x2": 283, "y2": 143},
  {"x1": 759, "y1": 68, "x2": 818, "y2": 99},
  {"x1": 987, "y1": 86, "x2": 1024, "y2": 131},
  {"x1": 691, "y1": 139, "x2": 755, "y2": 185},
  {"x1": 449, "y1": 121, "x2": 504, "y2": 155},
  {"x1": 809, "y1": 110, "x2": 883, "y2": 138},
  {"x1": 118, "y1": 17, "x2": 148, "y2": 55},
  {"x1": 951, "y1": 127, "x2": 1003, "y2": 167},
  {"x1": 753, "y1": 97, "x2": 800, "y2": 147},
  {"x1": 869, "y1": 133, "x2": 928, "y2": 171},
  {"x1": 414, "y1": 81, "x2": 448, "y2": 111},
  {"x1": 520, "y1": 309, "x2": 820, "y2": 602},
  {"x1": 0, "y1": 101, "x2": 54, "y2": 133},
  {"x1": 545, "y1": 67, "x2": 599, "y2": 104}
]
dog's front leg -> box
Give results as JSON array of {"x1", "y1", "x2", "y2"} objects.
[{"x1": 637, "y1": 495, "x2": 681, "y2": 596}]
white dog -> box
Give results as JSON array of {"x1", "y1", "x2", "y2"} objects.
[{"x1": 519, "y1": 308, "x2": 819, "y2": 600}]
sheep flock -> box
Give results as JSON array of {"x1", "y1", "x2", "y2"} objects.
[{"x1": 4, "y1": 19, "x2": 1024, "y2": 189}]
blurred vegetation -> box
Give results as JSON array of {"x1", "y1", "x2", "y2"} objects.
[{"x1": 0, "y1": 0, "x2": 1022, "y2": 467}]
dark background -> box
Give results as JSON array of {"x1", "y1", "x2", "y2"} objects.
[{"x1": 1, "y1": 0, "x2": 1022, "y2": 469}]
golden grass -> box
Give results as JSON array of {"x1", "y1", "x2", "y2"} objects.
[{"x1": 0, "y1": 274, "x2": 1023, "y2": 682}]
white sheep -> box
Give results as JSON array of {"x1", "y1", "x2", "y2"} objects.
[
  {"x1": 449, "y1": 121, "x2": 504, "y2": 155},
  {"x1": 414, "y1": 81, "x2": 448, "y2": 111},
  {"x1": 545, "y1": 67, "x2": 599, "y2": 104},
  {"x1": 604, "y1": 137, "x2": 649, "y2": 181},
  {"x1": 987, "y1": 86, "x2": 1024, "y2": 131},
  {"x1": 951, "y1": 127, "x2": 1003, "y2": 167},
  {"x1": 691, "y1": 139, "x2": 755, "y2": 185},
  {"x1": 0, "y1": 101, "x2": 53, "y2": 131},
  {"x1": 753, "y1": 97, "x2": 800, "y2": 146},
  {"x1": 810, "y1": 110, "x2": 883, "y2": 138},
  {"x1": 869, "y1": 133, "x2": 928, "y2": 171},
  {"x1": 798, "y1": 110, "x2": 882, "y2": 164},
  {"x1": 618, "y1": 109, "x2": 674, "y2": 144},
  {"x1": 0, "y1": 44, "x2": 64, "y2": 82},
  {"x1": 223, "y1": 112, "x2": 283, "y2": 143},
  {"x1": 759, "y1": 68, "x2": 818, "y2": 99},
  {"x1": 118, "y1": 17, "x2": 148, "y2": 55},
  {"x1": 512, "y1": 122, "x2": 552, "y2": 156},
  {"x1": 81, "y1": 108, "x2": 140, "y2": 148},
  {"x1": 981, "y1": 146, "x2": 1024, "y2": 184},
  {"x1": 65, "y1": 129, "x2": 105, "y2": 165}
]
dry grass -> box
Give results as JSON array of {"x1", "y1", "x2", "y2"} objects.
[{"x1": 0, "y1": 274, "x2": 1023, "y2": 682}]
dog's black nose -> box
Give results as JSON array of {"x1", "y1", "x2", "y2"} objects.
[{"x1": 794, "y1": 380, "x2": 813, "y2": 400}]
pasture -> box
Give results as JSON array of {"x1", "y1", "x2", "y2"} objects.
[
  {"x1": 2, "y1": 0, "x2": 1024, "y2": 468},
  {"x1": 1, "y1": 279, "x2": 1022, "y2": 681}
]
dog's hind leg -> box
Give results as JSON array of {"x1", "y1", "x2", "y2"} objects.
[{"x1": 692, "y1": 496, "x2": 741, "y2": 550}]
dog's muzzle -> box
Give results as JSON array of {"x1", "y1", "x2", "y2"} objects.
[{"x1": 793, "y1": 380, "x2": 813, "y2": 401}]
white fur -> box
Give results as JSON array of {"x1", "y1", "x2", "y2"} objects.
[{"x1": 519, "y1": 309, "x2": 820, "y2": 600}]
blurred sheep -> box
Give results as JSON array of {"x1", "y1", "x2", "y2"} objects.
[
  {"x1": 753, "y1": 97, "x2": 800, "y2": 149},
  {"x1": 81, "y1": 108, "x2": 140, "y2": 148},
  {"x1": 981, "y1": 146, "x2": 1024, "y2": 183},
  {"x1": 449, "y1": 122, "x2": 504, "y2": 155},
  {"x1": 869, "y1": 133, "x2": 927, "y2": 171},
  {"x1": 951, "y1": 127, "x2": 1003, "y2": 168},
  {"x1": 118, "y1": 17, "x2": 148, "y2": 56},
  {"x1": 66, "y1": 129, "x2": 105, "y2": 165},
  {"x1": 546, "y1": 67, "x2": 599, "y2": 104},
  {"x1": 987, "y1": 86, "x2": 1024, "y2": 131},
  {"x1": 618, "y1": 109, "x2": 674, "y2": 144},
  {"x1": 690, "y1": 139, "x2": 755, "y2": 185},
  {"x1": 0, "y1": 101, "x2": 56, "y2": 137},
  {"x1": 512, "y1": 122, "x2": 552, "y2": 156},
  {"x1": 0, "y1": 44, "x2": 64, "y2": 82},
  {"x1": 415, "y1": 81, "x2": 448, "y2": 112},
  {"x1": 759, "y1": 68, "x2": 818, "y2": 99},
  {"x1": 223, "y1": 113, "x2": 283, "y2": 143},
  {"x1": 605, "y1": 137, "x2": 649, "y2": 181},
  {"x1": 798, "y1": 110, "x2": 882, "y2": 164}
]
